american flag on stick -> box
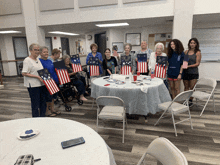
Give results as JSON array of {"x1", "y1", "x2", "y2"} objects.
[
  {"x1": 54, "y1": 61, "x2": 71, "y2": 85},
  {"x1": 121, "y1": 55, "x2": 132, "y2": 75},
  {"x1": 38, "y1": 68, "x2": 60, "y2": 95},
  {"x1": 154, "y1": 56, "x2": 168, "y2": 79},
  {"x1": 71, "y1": 54, "x2": 82, "y2": 72},
  {"x1": 88, "y1": 57, "x2": 100, "y2": 76},
  {"x1": 137, "y1": 54, "x2": 148, "y2": 73}
]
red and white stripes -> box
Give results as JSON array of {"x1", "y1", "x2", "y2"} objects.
[
  {"x1": 137, "y1": 62, "x2": 148, "y2": 73},
  {"x1": 121, "y1": 66, "x2": 131, "y2": 75},
  {"x1": 90, "y1": 65, "x2": 99, "y2": 76},
  {"x1": 72, "y1": 64, "x2": 82, "y2": 72},
  {"x1": 55, "y1": 69, "x2": 71, "y2": 85},
  {"x1": 154, "y1": 64, "x2": 167, "y2": 78},
  {"x1": 43, "y1": 79, "x2": 60, "y2": 95}
]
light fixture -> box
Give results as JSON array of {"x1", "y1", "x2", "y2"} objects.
[
  {"x1": 0, "y1": 30, "x2": 22, "y2": 34},
  {"x1": 48, "y1": 31, "x2": 79, "y2": 36},
  {"x1": 95, "y1": 23, "x2": 129, "y2": 27}
]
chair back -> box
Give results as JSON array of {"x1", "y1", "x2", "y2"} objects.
[
  {"x1": 146, "y1": 137, "x2": 188, "y2": 165},
  {"x1": 96, "y1": 96, "x2": 124, "y2": 107},
  {"x1": 173, "y1": 90, "x2": 193, "y2": 102},
  {"x1": 194, "y1": 78, "x2": 217, "y2": 88}
]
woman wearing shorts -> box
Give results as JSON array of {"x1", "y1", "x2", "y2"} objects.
[{"x1": 167, "y1": 39, "x2": 184, "y2": 99}]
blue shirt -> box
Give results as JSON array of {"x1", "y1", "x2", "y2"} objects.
[
  {"x1": 39, "y1": 58, "x2": 59, "y2": 84},
  {"x1": 167, "y1": 51, "x2": 184, "y2": 78},
  {"x1": 86, "y1": 52, "x2": 103, "y2": 75},
  {"x1": 48, "y1": 56, "x2": 58, "y2": 63}
]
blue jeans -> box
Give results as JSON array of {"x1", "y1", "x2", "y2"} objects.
[
  {"x1": 27, "y1": 86, "x2": 47, "y2": 117},
  {"x1": 71, "y1": 79, "x2": 85, "y2": 95}
]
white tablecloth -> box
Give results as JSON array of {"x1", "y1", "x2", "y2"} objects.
[
  {"x1": 0, "y1": 118, "x2": 116, "y2": 165},
  {"x1": 91, "y1": 76, "x2": 171, "y2": 115}
]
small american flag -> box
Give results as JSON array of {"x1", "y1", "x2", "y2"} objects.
[
  {"x1": 53, "y1": 61, "x2": 71, "y2": 85},
  {"x1": 71, "y1": 54, "x2": 82, "y2": 72},
  {"x1": 154, "y1": 56, "x2": 168, "y2": 78},
  {"x1": 121, "y1": 55, "x2": 132, "y2": 75},
  {"x1": 88, "y1": 57, "x2": 100, "y2": 76},
  {"x1": 137, "y1": 54, "x2": 148, "y2": 73},
  {"x1": 38, "y1": 69, "x2": 60, "y2": 95}
]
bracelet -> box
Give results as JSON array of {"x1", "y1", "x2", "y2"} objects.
[{"x1": 179, "y1": 73, "x2": 182, "y2": 75}]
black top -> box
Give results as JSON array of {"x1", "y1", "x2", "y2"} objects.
[{"x1": 102, "y1": 57, "x2": 118, "y2": 76}]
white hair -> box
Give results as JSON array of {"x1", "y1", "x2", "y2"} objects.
[{"x1": 155, "y1": 42, "x2": 164, "y2": 51}]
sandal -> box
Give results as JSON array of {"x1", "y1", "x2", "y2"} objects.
[
  {"x1": 46, "y1": 113, "x2": 56, "y2": 117},
  {"x1": 53, "y1": 111, "x2": 61, "y2": 115}
]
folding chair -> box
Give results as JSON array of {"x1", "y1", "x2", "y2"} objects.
[
  {"x1": 191, "y1": 78, "x2": 217, "y2": 116},
  {"x1": 137, "y1": 137, "x2": 188, "y2": 165},
  {"x1": 154, "y1": 90, "x2": 194, "y2": 136},
  {"x1": 96, "y1": 96, "x2": 127, "y2": 143}
]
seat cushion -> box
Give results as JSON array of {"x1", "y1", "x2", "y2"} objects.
[
  {"x1": 98, "y1": 106, "x2": 124, "y2": 120},
  {"x1": 158, "y1": 101, "x2": 189, "y2": 114},
  {"x1": 192, "y1": 91, "x2": 211, "y2": 100}
]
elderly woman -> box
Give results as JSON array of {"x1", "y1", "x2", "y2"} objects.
[
  {"x1": 39, "y1": 46, "x2": 61, "y2": 117},
  {"x1": 48, "y1": 48, "x2": 61, "y2": 62},
  {"x1": 63, "y1": 55, "x2": 87, "y2": 101},
  {"x1": 86, "y1": 43, "x2": 103, "y2": 77},
  {"x1": 22, "y1": 43, "x2": 46, "y2": 117},
  {"x1": 118, "y1": 43, "x2": 136, "y2": 75},
  {"x1": 149, "y1": 42, "x2": 168, "y2": 88},
  {"x1": 148, "y1": 42, "x2": 167, "y2": 75}
]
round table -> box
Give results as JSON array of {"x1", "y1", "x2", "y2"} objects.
[
  {"x1": 91, "y1": 76, "x2": 171, "y2": 115},
  {"x1": 0, "y1": 118, "x2": 116, "y2": 165}
]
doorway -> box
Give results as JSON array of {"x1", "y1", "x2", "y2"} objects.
[
  {"x1": 95, "y1": 32, "x2": 106, "y2": 59},
  {"x1": 61, "y1": 37, "x2": 70, "y2": 55}
]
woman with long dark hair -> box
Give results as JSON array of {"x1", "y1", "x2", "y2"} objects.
[
  {"x1": 183, "y1": 38, "x2": 201, "y2": 105},
  {"x1": 167, "y1": 39, "x2": 185, "y2": 99},
  {"x1": 102, "y1": 48, "x2": 118, "y2": 76}
]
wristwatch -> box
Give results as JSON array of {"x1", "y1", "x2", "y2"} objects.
[{"x1": 179, "y1": 73, "x2": 182, "y2": 75}]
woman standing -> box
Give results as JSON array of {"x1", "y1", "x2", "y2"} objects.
[
  {"x1": 39, "y1": 46, "x2": 61, "y2": 117},
  {"x1": 86, "y1": 43, "x2": 103, "y2": 77},
  {"x1": 183, "y1": 38, "x2": 201, "y2": 105},
  {"x1": 167, "y1": 39, "x2": 185, "y2": 99},
  {"x1": 119, "y1": 43, "x2": 136, "y2": 75},
  {"x1": 102, "y1": 48, "x2": 118, "y2": 76},
  {"x1": 63, "y1": 55, "x2": 87, "y2": 101},
  {"x1": 22, "y1": 43, "x2": 46, "y2": 117}
]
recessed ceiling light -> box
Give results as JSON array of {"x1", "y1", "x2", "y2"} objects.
[
  {"x1": 48, "y1": 31, "x2": 79, "y2": 36},
  {"x1": 96, "y1": 23, "x2": 129, "y2": 27},
  {"x1": 0, "y1": 30, "x2": 22, "y2": 34}
]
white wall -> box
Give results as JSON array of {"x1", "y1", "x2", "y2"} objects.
[
  {"x1": 199, "y1": 63, "x2": 220, "y2": 80},
  {"x1": 194, "y1": 0, "x2": 220, "y2": 15}
]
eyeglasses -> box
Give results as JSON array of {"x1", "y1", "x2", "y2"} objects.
[{"x1": 33, "y1": 49, "x2": 40, "y2": 51}]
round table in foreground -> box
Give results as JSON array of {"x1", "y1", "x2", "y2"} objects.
[
  {"x1": 91, "y1": 76, "x2": 171, "y2": 115},
  {"x1": 0, "y1": 118, "x2": 115, "y2": 165}
]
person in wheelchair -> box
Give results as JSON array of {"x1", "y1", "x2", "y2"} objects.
[{"x1": 62, "y1": 55, "x2": 87, "y2": 101}]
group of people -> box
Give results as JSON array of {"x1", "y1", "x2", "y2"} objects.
[
  {"x1": 88, "y1": 38, "x2": 201, "y2": 105},
  {"x1": 22, "y1": 44, "x2": 88, "y2": 117},
  {"x1": 22, "y1": 37, "x2": 201, "y2": 118}
]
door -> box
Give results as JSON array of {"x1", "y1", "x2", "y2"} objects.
[
  {"x1": 61, "y1": 37, "x2": 70, "y2": 55},
  {"x1": 95, "y1": 32, "x2": 106, "y2": 59}
]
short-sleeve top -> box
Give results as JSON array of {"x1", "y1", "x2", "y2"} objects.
[
  {"x1": 148, "y1": 52, "x2": 167, "y2": 71},
  {"x1": 22, "y1": 57, "x2": 44, "y2": 87},
  {"x1": 167, "y1": 51, "x2": 184, "y2": 78},
  {"x1": 86, "y1": 52, "x2": 103, "y2": 75},
  {"x1": 102, "y1": 57, "x2": 118, "y2": 76},
  {"x1": 39, "y1": 58, "x2": 59, "y2": 84},
  {"x1": 118, "y1": 53, "x2": 136, "y2": 72}
]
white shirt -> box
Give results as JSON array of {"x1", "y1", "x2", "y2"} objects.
[
  {"x1": 22, "y1": 57, "x2": 44, "y2": 87},
  {"x1": 148, "y1": 52, "x2": 167, "y2": 71}
]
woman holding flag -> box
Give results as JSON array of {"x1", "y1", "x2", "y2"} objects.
[
  {"x1": 39, "y1": 46, "x2": 61, "y2": 117},
  {"x1": 63, "y1": 55, "x2": 87, "y2": 101},
  {"x1": 22, "y1": 43, "x2": 47, "y2": 117},
  {"x1": 118, "y1": 43, "x2": 136, "y2": 75},
  {"x1": 167, "y1": 39, "x2": 185, "y2": 99},
  {"x1": 148, "y1": 43, "x2": 168, "y2": 88}
]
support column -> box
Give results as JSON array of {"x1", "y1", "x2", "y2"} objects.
[
  {"x1": 172, "y1": 0, "x2": 195, "y2": 48},
  {"x1": 172, "y1": 0, "x2": 195, "y2": 92},
  {"x1": 0, "y1": 35, "x2": 17, "y2": 76},
  {"x1": 21, "y1": 0, "x2": 45, "y2": 50}
]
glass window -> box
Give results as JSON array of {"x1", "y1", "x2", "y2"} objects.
[{"x1": 13, "y1": 37, "x2": 28, "y2": 58}]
